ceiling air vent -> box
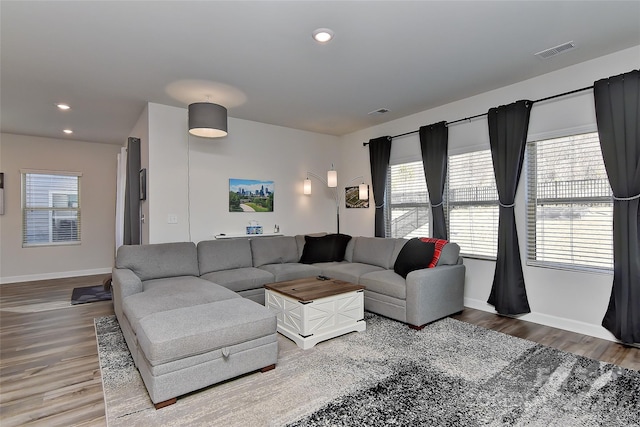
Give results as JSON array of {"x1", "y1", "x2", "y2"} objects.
[
  {"x1": 535, "y1": 41, "x2": 576, "y2": 59},
  {"x1": 368, "y1": 108, "x2": 390, "y2": 116}
]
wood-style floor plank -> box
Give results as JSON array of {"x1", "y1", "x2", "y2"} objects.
[
  {"x1": 1, "y1": 275, "x2": 112, "y2": 427},
  {"x1": 1, "y1": 274, "x2": 638, "y2": 426},
  {"x1": 451, "y1": 309, "x2": 640, "y2": 370}
]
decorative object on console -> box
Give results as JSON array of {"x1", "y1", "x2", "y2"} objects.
[
  {"x1": 303, "y1": 166, "x2": 368, "y2": 233},
  {"x1": 229, "y1": 178, "x2": 274, "y2": 213},
  {"x1": 246, "y1": 220, "x2": 263, "y2": 235},
  {"x1": 188, "y1": 102, "x2": 227, "y2": 138}
]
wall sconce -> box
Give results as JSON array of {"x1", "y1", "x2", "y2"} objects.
[
  {"x1": 188, "y1": 102, "x2": 228, "y2": 138},
  {"x1": 303, "y1": 177, "x2": 312, "y2": 195}
]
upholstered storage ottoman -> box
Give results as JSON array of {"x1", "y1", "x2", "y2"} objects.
[{"x1": 134, "y1": 298, "x2": 278, "y2": 407}]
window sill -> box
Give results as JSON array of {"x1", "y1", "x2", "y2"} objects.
[
  {"x1": 23, "y1": 241, "x2": 81, "y2": 248},
  {"x1": 526, "y1": 260, "x2": 613, "y2": 276}
]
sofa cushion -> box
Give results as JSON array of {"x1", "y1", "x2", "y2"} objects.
[
  {"x1": 360, "y1": 270, "x2": 407, "y2": 300},
  {"x1": 390, "y1": 238, "x2": 408, "y2": 266},
  {"x1": 123, "y1": 277, "x2": 240, "y2": 332},
  {"x1": 137, "y1": 298, "x2": 276, "y2": 366},
  {"x1": 312, "y1": 261, "x2": 347, "y2": 275},
  {"x1": 343, "y1": 238, "x2": 356, "y2": 262},
  {"x1": 437, "y1": 242, "x2": 461, "y2": 266},
  {"x1": 322, "y1": 262, "x2": 384, "y2": 284},
  {"x1": 393, "y1": 238, "x2": 435, "y2": 279},
  {"x1": 258, "y1": 263, "x2": 321, "y2": 282},
  {"x1": 351, "y1": 237, "x2": 397, "y2": 269},
  {"x1": 200, "y1": 267, "x2": 274, "y2": 293},
  {"x1": 299, "y1": 233, "x2": 352, "y2": 264},
  {"x1": 116, "y1": 242, "x2": 199, "y2": 281},
  {"x1": 197, "y1": 239, "x2": 253, "y2": 275},
  {"x1": 251, "y1": 236, "x2": 298, "y2": 267}
]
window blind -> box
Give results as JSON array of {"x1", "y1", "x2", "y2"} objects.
[
  {"x1": 22, "y1": 171, "x2": 81, "y2": 246},
  {"x1": 386, "y1": 161, "x2": 430, "y2": 238},
  {"x1": 447, "y1": 150, "x2": 498, "y2": 258},
  {"x1": 526, "y1": 132, "x2": 613, "y2": 272}
]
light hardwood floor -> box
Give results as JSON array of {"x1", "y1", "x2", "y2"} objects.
[{"x1": 1, "y1": 274, "x2": 638, "y2": 426}]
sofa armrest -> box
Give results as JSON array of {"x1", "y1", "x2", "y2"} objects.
[
  {"x1": 404, "y1": 264, "x2": 466, "y2": 327},
  {"x1": 112, "y1": 268, "x2": 143, "y2": 319}
]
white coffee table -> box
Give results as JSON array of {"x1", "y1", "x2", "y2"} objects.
[{"x1": 264, "y1": 277, "x2": 366, "y2": 349}]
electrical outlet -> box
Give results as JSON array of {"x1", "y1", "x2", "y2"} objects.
[{"x1": 167, "y1": 214, "x2": 178, "y2": 224}]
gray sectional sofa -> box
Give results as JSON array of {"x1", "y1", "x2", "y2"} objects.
[{"x1": 112, "y1": 234, "x2": 465, "y2": 407}]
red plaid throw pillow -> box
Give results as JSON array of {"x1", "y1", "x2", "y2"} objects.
[{"x1": 419, "y1": 238, "x2": 448, "y2": 268}]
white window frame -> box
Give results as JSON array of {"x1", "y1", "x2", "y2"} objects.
[
  {"x1": 22, "y1": 169, "x2": 82, "y2": 247},
  {"x1": 526, "y1": 131, "x2": 613, "y2": 273}
]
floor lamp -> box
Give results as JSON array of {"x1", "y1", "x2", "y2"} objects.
[{"x1": 304, "y1": 168, "x2": 368, "y2": 234}]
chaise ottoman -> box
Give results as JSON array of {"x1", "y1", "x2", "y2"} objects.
[{"x1": 134, "y1": 298, "x2": 278, "y2": 407}]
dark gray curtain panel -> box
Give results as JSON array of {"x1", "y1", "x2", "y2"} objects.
[
  {"x1": 124, "y1": 137, "x2": 141, "y2": 245},
  {"x1": 369, "y1": 136, "x2": 392, "y2": 237},
  {"x1": 594, "y1": 70, "x2": 640, "y2": 345},
  {"x1": 419, "y1": 121, "x2": 449, "y2": 240},
  {"x1": 487, "y1": 100, "x2": 532, "y2": 315}
]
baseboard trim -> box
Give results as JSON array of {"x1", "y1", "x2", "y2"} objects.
[
  {"x1": 463, "y1": 297, "x2": 619, "y2": 343},
  {"x1": 0, "y1": 268, "x2": 112, "y2": 285}
]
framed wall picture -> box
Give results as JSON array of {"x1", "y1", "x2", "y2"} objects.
[
  {"x1": 139, "y1": 168, "x2": 147, "y2": 201},
  {"x1": 345, "y1": 185, "x2": 369, "y2": 208},
  {"x1": 229, "y1": 179, "x2": 274, "y2": 212}
]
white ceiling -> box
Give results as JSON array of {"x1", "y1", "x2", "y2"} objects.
[{"x1": 1, "y1": 1, "x2": 639, "y2": 145}]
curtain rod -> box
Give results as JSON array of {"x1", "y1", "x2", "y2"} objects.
[{"x1": 362, "y1": 84, "x2": 594, "y2": 146}]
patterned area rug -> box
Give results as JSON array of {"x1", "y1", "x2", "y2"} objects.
[
  {"x1": 95, "y1": 314, "x2": 639, "y2": 426},
  {"x1": 71, "y1": 285, "x2": 112, "y2": 305}
]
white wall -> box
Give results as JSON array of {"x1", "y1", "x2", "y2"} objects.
[
  {"x1": 141, "y1": 103, "x2": 342, "y2": 243},
  {"x1": 338, "y1": 46, "x2": 640, "y2": 341},
  {"x1": 0, "y1": 133, "x2": 121, "y2": 283}
]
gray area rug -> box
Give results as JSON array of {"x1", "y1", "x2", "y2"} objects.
[{"x1": 95, "y1": 313, "x2": 639, "y2": 426}]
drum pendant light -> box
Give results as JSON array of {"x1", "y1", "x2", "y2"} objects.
[{"x1": 188, "y1": 102, "x2": 228, "y2": 138}]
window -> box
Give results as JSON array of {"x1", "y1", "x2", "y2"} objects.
[
  {"x1": 385, "y1": 161, "x2": 430, "y2": 238},
  {"x1": 22, "y1": 171, "x2": 81, "y2": 246},
  {"x1": 446, "y1": 150, "x2": 498, "y2": 258},
  {"x1": 526, "y1": 132, "x2": 613, "y2": 271}
]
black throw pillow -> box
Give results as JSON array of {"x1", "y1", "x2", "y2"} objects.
[
  {"x1": 327, "y1": 233, "x2": 352, "y2": 261},
  {"x1": 393, "y1": 238, "x2": 436, "y2": 279},
  {"x1": 299, "y1": 233, "x2": 352, "y2": 264}
]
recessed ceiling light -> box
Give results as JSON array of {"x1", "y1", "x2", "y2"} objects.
[
  {"x1": 63, "y1": 129, "x2": 73, "y2": 134},
  {"x1": 56, "y1": 103, "x2": 71, "y2": 110},
  {"x1": 312, "y1": 28, "x2": 334, "y2": 43}
]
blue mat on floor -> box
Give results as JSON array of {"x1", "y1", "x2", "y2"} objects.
[{"x1": 71, "y1": 285, "x2": 112, "y2": 305}]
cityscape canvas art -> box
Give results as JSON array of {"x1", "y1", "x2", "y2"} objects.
[{"x1": 229, "y1": 179, "x2": 274, "y2": 212}]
